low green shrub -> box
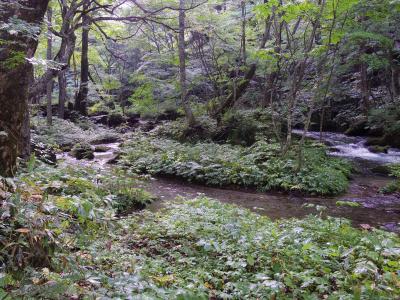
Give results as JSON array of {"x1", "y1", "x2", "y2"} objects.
[
  {"x1": 70, "y1": 142, "x2": 95, "y2": 160},
  {"x1": 218, "y1": 109, "x2": 274, "y2": 145},
  {"x1": 120, "y1": 134, "x2": 351, "y2": 195},
  {"x1": 88, "y1": 102, "x2": 110, "y2": 116},
  {"x1": 154, "y1": 116, "x2": 218, "y2": 142},
  {"x1": 24, "y1": 197, "x2": 397, "y2": 299},
  {"x1": 369, "y1": 104, "x2": 400, "y2": 136}
]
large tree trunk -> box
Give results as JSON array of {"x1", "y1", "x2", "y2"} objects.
[
  {"x1": 0, "y1": 0, "x2": 49, "y2": 177},
  {"x1": 75, "y1": 0, "x2": 90, "y2": 116},
  {"x1": 46, "y1": 7, "x2": 54, "y2": 126},
  {"x1": 179, "y1": 0, "x2": 196, "y2": 127}
]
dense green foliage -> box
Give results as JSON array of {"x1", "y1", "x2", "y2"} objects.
[
  {"x1": 121, "y1": 134, "x2": 351, "y2": 195},
  {"x1": 368, "y1": 105, "x2": 400, "y2": 145},
  {"x1": 0, "y1": 161, "x2": 152, "y2": 282},
  {"x1": 2, "y1": 0, "x2": 400, "y2": 298},
  {"x1": 6, "y1": 197, "x2": 399, "y2": 299}
]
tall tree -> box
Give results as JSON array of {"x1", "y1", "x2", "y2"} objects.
[
  {"x1": 46, "y1": 7, "x2": 53, "y2": 126},
  {"x1": 0, "y1": 0, "x2": 49, "y2": 177},
  {"x1": 75, "y1": 0, "x2": 90, "y2": 116},
  {"x1": 178, "y1": 0, "x2": 196, "y2": 127}
]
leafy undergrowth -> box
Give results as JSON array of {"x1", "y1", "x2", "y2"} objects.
[
  {"x1": 382, "y1": 164, "x2": 400, "y2": 194},
  {"x1": 0, "y1": 161, "x2": 154, "y2": 299},
  {"x1": 120, "y1": 134, "x2": 351, "y2": 195},
  {"x1": 32, "y1": 116, "x2": 119, "y2": 151},
  {"x1": 153, "y1": 109, "x2": 275, "y2": 146},
  {"x1": 6, "y1": 197, "x2": 399, "y2": 299}
]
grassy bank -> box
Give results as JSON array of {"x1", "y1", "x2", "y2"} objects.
[{"x1": 120, "y1": 134, "x2": 351, "y2": 195}]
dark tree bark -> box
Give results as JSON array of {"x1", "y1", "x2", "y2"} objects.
[
  {"x1": 178, "y1": 0, "x2": 196, "y2": 127},
  {"x1": 241, "y1": 0, "x2": 247, "y2": 65},
  {"x1": 75, "y1": 0, "x2": 90, "y2": 116},
  {"x1": 58, "y1": 69, "x2": 67, "y2": 119},
  {"x1": 46, "y1": 7, "x2": 53, "y2": 126},
  {"x1": 393, "y1": 65, "x2": 400, "y2": 97},
  {"x1": 0, "y1": 0, "x2": 49, "y2": 177}
]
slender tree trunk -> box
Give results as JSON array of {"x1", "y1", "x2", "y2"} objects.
[
  {"x1": 75, "y1": 0, "x2": 90, "y2": 116},
  {"x1": 0, "y1": 0, "x2": 49, "y2": 176},
  {"x1": 241, "y1": 1, "x2": 247, "y2": 65},
  {"x1": 46, "y1": 8, "x2": 53, "y2": 126},
  {"x1": 58, "y1": 70, "x2": 67, "y2": 119},
  {"x1": 179, "y1": 0, "x2": 196, "y2": 127},
  {"x1": 212, "y1": 0, "x2": 271, "y2": 119},
  {"x1": 284, "y1": 0, "x2": 326, "y2": 154}
]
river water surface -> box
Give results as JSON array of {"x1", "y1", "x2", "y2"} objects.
[{"x1": 58, "y1": 133, "x2": 400, "y2": 233}]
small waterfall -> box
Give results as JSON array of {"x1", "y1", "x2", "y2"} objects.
[{"x1": 293, "y1": 130, "x2": 400, "y2": 164}]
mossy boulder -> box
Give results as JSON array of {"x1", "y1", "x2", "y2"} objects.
[
  {"x1": 345, "y1": 118, "x2": 368, "y2": 136},
  {"x1": 368, "y1": 145, "x2": 389, "y2": 153},
  {"x1": 90, "y1": 133, "x2": 121, "y2": 145},
  {"x1": 70, "y1": 143, "x2": 95, "y2": 160},
  {"x1": 94, "y1": 145, "x2": 111, "y2": 152},
  {"x1": 366, "y1": 132, "x2": 400, "y2": 149}
]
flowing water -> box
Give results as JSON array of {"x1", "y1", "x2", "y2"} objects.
[
  {"x1": 146, "y1": 131, "x2": 400, "y2": 233},
  {"x1": 57, "y1": 133, "x2": 400, "y2": 233},
  {"x1": 293, "y1": 130, "x2": 400, "y2": 164}
]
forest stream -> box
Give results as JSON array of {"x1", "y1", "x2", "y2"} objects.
[{"x1": 57, "y1": 132, "x2": 400, "y2": 233}]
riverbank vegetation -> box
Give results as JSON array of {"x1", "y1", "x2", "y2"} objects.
[
  {"x1": 121, "y1": 132, "x2": 351, "y2": 195},
  {"x1": 2, "y1": 165, "x2": 400, "y2": 299},
  {"x1": 1, "y1": 0, "x2": 400, "y2": 298}
]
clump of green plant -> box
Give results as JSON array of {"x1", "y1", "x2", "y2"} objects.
[
  {"x1": 32, "y1": 116, "x2": 117, "y2": 151},
  {"x1": 381, "y1": 164, "x2": 400, "y2": 194},
  {"x1": 0, "y1": 168, "x2": 108, "y2": 276},
  {"x1": 154, "y1": 116, "x2": 218, "y2": 142},
  {"x1": 0, "y1": 159, "x2": 155, "y2": 285},
  {"x1": 367, "y1": 104, "x2": 400, "y2": 147},
  {"x1": 70, "y1": 142, "x2": 95, "y2": 160},
  {"x1": 100, "y1": 169, "x2": 155, "y2": 214},
  {"x1": 120, "y1": 133, "x2": 351, "y2": 195},
  {"x1": 154, "y1": 110, "x2": 275, "y2": 145},
  {"x1": 23, "y1": 197, "x2": 398, "y2": 299},
  {"x1": 216, "y1": 109, "x2": 274, "y2": 146},
  {"x1": 88, "y1": 101, "x2": 110, "y2": 116}
]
